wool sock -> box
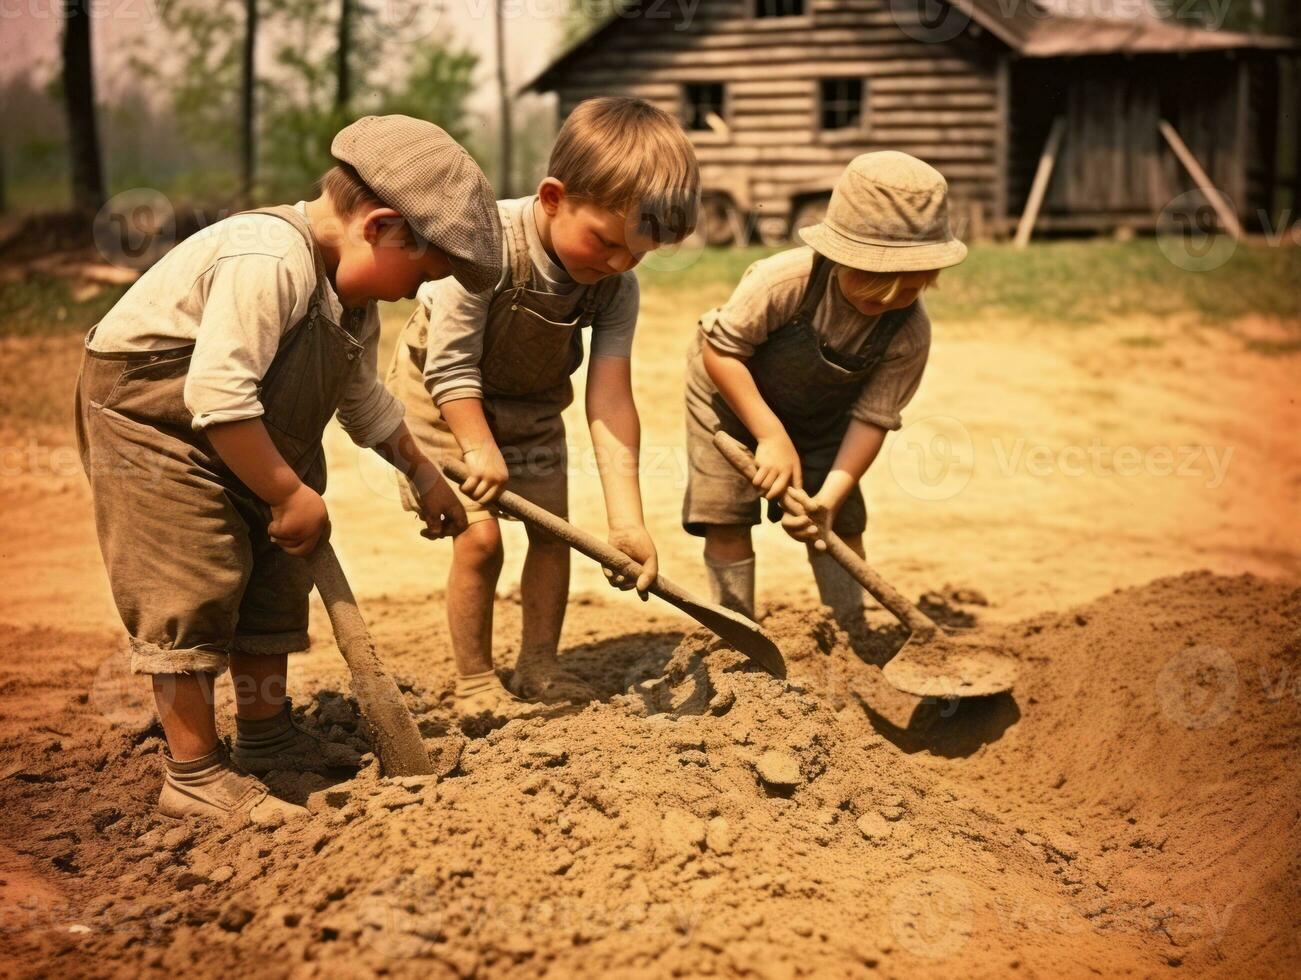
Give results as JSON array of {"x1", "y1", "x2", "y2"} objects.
[
  {"x1": 809, "y1": 549, "x2": 867, "y2": 632},
  {"x1": 704, "y1": 554, "x2": 756, "y2": 620}
]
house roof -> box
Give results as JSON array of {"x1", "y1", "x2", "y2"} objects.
[{"x1": 522, "y1": 0, "x2": 1296, "y2": 94}]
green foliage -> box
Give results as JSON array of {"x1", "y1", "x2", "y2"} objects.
[{"x1": 636, "y1": 239, "x2": 1301, "y2": 326}]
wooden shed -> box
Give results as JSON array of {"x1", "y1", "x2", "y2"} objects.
[{"x1": 523, "y1": 0, "x2": 1300, "y2": 243}]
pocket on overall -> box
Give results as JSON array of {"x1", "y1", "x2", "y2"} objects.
[
  {"x1": 99, "y1": 347, "x2": 197, "y2": 431},
  {"x1": 480, "y1": 303, "x2": 584, "y2": 397}
]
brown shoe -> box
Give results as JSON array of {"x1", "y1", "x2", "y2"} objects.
[
  {"x1": 230, "y1": 700, "x2": 363, "y2": 775},
  {"x1": 158, "y1": 744, "x2": 308, "y2": 825}
]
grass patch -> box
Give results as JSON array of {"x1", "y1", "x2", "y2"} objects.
[
  {"x1": 0, "y1": 275, "x2": 129, "y2": 339},
  {"x1": 640, "y1": 238, "x2": 1301, "y2": 326}
]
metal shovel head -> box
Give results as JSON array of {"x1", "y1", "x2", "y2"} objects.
[
  {"x1": 881, "y1": 630, "x2": 1017, "y2": 699},
  {"x1": 655, "y1": 577, "x2": 787, "y2": 679}
]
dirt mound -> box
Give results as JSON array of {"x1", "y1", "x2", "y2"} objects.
[{"x1": 1, "y1": 573, "x2": 1297, "y2": 977}]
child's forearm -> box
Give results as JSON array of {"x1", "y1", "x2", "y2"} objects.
[
  {"x1": 819, "y1": 419, "x2": 888, "y2": 509},
  {"x1": 701, "y1": 340, "x2": 788, "y2": 443},
  {"x1": 206, "y1": 418, "x2": 302, "y2": 505},
  {"x1": 439, "y1": 397, "x2": 497, "y2": 452},
  {"x1": 370, "y1": 419, "x2": 441, "y2": 495},
  {"x1": 586, "y1": 357, "x2": 647, "y2": 529}
]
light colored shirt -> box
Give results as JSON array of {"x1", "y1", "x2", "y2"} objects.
[
  {"x1": 699, "y1": 246, "x2": 931, "y2": 430},
  {"x1": 88, "y1": 203, "x2": 403, "y2": 447},
  {"x1": 419, "y1": 195, "x2": 639, "y2": 406}
]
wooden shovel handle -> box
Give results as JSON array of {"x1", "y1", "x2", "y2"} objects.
[
  {"x1": 438, "y1": 457, "x2": 646, "y2": 582},
  {"x1": 712, "y1": 432, "x2": 936, "y2": 634}
]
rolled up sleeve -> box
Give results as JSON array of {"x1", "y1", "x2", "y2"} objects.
[
  {"x1": 698, "y1": 259, "x2": 801, "y2": 359},
  {"x1": 420, "y1": 275, "x2": 494, "y2": 406},
  {"x1": 850, "y1": 309, "x2": 931, "y2": 431},
  {"x1": 185, "y1": 254, "x2": 297, "y2": 430},
  {"x1": 336, "y1": 308, "x2": 405, "y2": 447}
]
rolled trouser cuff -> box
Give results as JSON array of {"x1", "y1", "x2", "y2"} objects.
[
  {"x1": 229, "y1": 630, "x2": 310, "y2": 657},
  {"x1": 129, "y1": 637, "x2": 227, "y2": 675}
]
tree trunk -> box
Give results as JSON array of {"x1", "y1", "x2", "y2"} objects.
[
  {"x1": 495, "y1": 0, "x2": 513, "y2": 198},
  {"x1": 335, "y1": 0, "x2": 352, "y2": 112},
  {"x1": 241, "y1": 0, "x2": 258, "y2": 205},
  {"x1": 61, "y1": 0, "x2": 106, "y2": 212}
]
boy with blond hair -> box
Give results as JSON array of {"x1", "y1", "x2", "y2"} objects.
[
  {"x1": 389, "y1": 96, "x2": 699, "y2": 717},
  {"x1": 77, "y1": 116, "x2": 498, "y2": 820},
  {"x1": 683, "y1": 151, "x2": 966, "y2": 629}
]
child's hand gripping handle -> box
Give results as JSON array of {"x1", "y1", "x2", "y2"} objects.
[
  {"x1": 711, "y1": 431, "x2": 935, "y2": 634},
  {"x1": 437, "y1": 457, "x2": 647, "y2": 583}
]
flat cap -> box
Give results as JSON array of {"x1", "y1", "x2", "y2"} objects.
[{"x1": 332, "y1": 115, "x2": 502, "y2": 293}]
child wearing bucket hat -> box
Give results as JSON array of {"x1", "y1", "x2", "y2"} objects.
[
  {"x1": 75, "y1": 115, "x2": 501, "y2": 821},
  {"x1": 682, "y1": 151, "x2": 966, "y2": 629}
]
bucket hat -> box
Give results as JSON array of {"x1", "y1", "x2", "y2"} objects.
[{"x1": 800, "y1": 151, "x2": 967, "y2": 273}]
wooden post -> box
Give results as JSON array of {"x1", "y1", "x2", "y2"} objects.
[
  {"x1": 1014, "y1": 115, "x2": 1066, "y2": 249},
  {"x1": 994, "y1": 55, "x2": 1010, "y2": 236},
  {"x1": 1158, "y1": 118, "x2": 1243, "y2": 241}
]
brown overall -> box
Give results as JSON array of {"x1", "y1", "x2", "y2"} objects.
[
  {"x1": 388, "y1": 197, "x2": 617, "y2": 522},
  {"x1": 75, "y1": 206, "x2": 364, "y2": 675},
  {"x1": 682, "y1": 253, "x2": 915, "y2": 536}
]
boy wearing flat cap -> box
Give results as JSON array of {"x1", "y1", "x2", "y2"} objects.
[
  {"x1": 683, "y1": 151, "x2": 966, "y2": 629},
  {"x1": 76, "y1": 115, "x2": 500, "y2": 821}
]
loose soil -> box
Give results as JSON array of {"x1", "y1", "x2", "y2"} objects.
[{"x1": 0, "y1": 300, "x2": 1297, "y2": 977}]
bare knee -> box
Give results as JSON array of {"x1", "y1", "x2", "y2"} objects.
[
  {"x1": 525, "y1": 526, "x2": 570, "y2": 560},
  {"x1": 454, "y1": 521, "x2": 504, "y2": 576},
  {"x1": 704, "y1": 524, "x2": 754, "y2": 562}
]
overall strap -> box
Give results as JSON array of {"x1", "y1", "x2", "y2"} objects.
[
  {"x1": 500, "y1": 198, "x2": 534, "y2": 289},
  {"x1": 240, "y1": 204, "x2": 330, "y2": 305},
  {"x1": 794, "y1": 252, "x2": 835, "y2": 324},
  {"x1": 858, "y1": 302, "x2": 918, "y2": 367}
]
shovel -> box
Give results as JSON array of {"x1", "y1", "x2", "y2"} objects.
[
  {"x1": 713, "y1": 432, "x2": 1015, "y2": 698},
  {"x1": 308, "y1": 541, "x2": 439, "y2": 776},
  {"x1": 438, "y1": 457, "x2": 786, "y2": 679}
]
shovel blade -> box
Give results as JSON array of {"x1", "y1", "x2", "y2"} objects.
[
  {"x1": 654, "y1": 578, "x2": 787, "y2": 679},
  {"x1": 882, "y1": 633, "x2": 1016, "y2": 699}
]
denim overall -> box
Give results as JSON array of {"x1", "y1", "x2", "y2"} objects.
[
  {"x1": 390, "y1": 196, "x2": 618, "y2": 519},
  {"x1": 682, "y1": 253, "x2": 915, "y2": 536},
  {"x1": 75, "y1": 205, "x2": 363, "y2": 674}
]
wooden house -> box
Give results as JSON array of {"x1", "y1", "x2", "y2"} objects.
[{"x1": 523, "y1": 0, "x2": 1299, "y2": 243}]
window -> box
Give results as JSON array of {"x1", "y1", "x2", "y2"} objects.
[
  {"x1": 683, "y1": 82, "x2": 726, "y2": 133},
  {"x1": 819, "y1": 77, "x2": 864, "y2": 131},
  {"x1": 754, "y1": 0, "x2": 804, "y2": 16}
]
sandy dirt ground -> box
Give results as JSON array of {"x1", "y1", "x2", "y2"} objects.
[{"x1": 0, "y1": 289, "x2": 1298, "y2": 977}]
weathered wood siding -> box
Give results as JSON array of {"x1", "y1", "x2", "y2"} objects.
[{"x1": 545, "y1": 0, "x2": 1002, "y2": 235}]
